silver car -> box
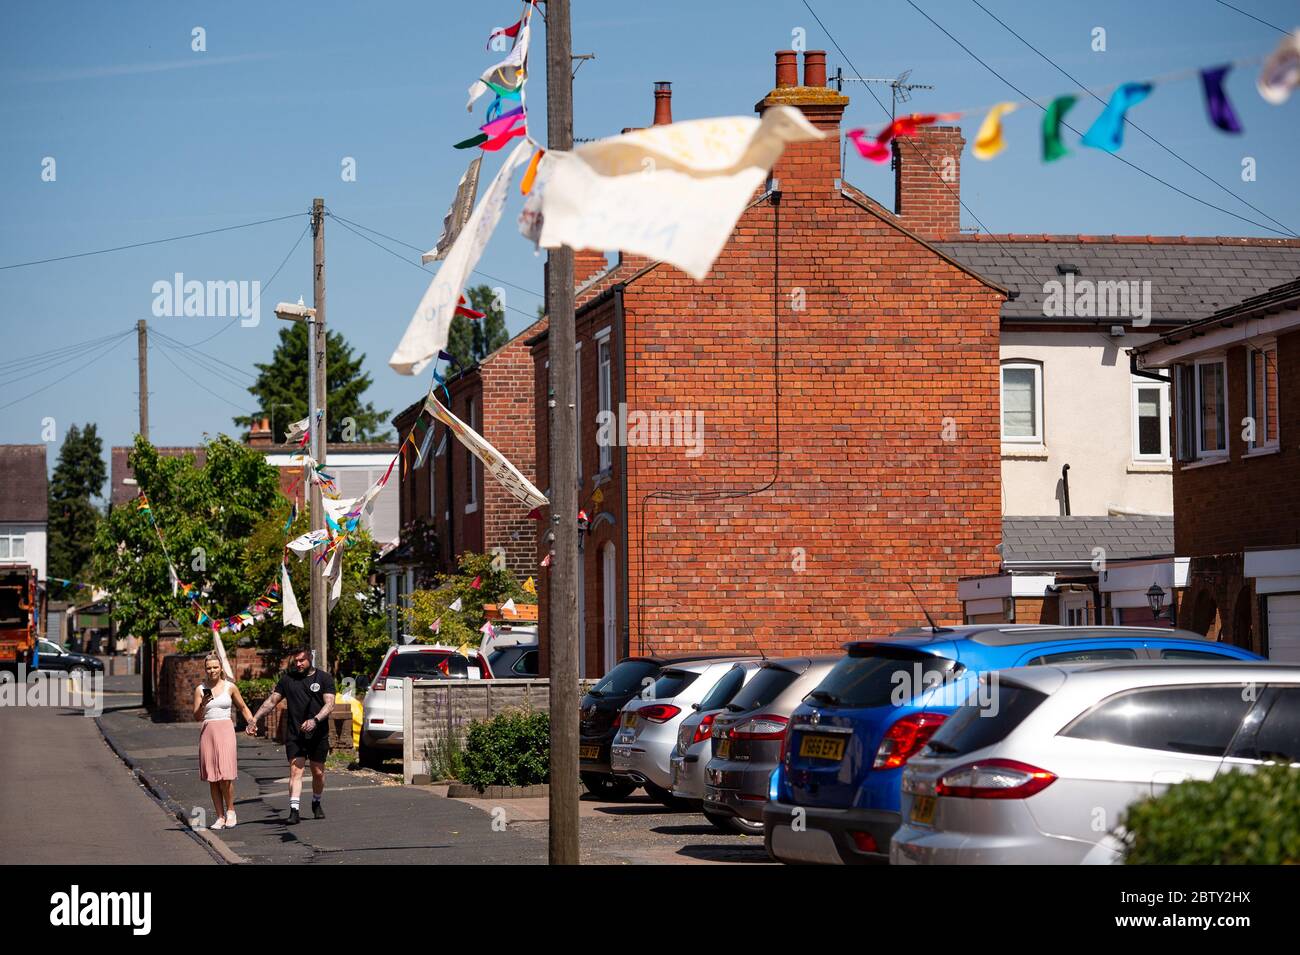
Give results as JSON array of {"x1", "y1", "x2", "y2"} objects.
[
  {"x1": 610, "y1": 657, "x2": 758, "y2": 806},
  {"x1": 670, "y1": 661, "x2": 764, "y2": 803},
  {"x1": 892, "y1": 662, "x2": 1300, "y2": 865},
  {"x1": 703, "y1": 656, "x2": 839, "y2": 834}
]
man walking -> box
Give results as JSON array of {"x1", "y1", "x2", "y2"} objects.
[{"x1": 249, "y1": 648, "x2": 335, "y2": 824}]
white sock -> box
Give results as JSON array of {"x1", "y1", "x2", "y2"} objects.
[{"x1": 290, "y1": 797, "x2": 300, "y2": 811}]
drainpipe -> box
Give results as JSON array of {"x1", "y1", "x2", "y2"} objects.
[
  {"x1": 614, "y1": 284, "x2": 630, "y2": 662},
  {"x1": 1061, "y1": 463, "x2": 1072, "y2": 516}
]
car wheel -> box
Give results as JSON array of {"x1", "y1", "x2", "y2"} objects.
[
  {"x1": 581, "y1": 771, "x2": 637, "y2": 800},
  {"x1": 704, "y1": 808, "x2": 764, "y2": 835},
  {"x1": 358, "y1": 742, "x2": 386, "y2": 770},
  {"x1": 68, "y1": 666, "x2": 88, "y2": 680},
  {"x1": 643, "y1": 781, "x2": 691, "y2": 810}
]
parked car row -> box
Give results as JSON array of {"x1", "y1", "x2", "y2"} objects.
[{"x1": 579, "y1": 624, "x2": 1296, "y2": 864}]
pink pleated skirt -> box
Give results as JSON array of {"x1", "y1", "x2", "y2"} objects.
[{"x1": 199, "y1": 719, "x2": 239, "y2": 781}]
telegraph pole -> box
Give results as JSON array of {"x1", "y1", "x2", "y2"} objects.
[
  {"x1": 310, "y1": 197, "x2": 329, "y2": 671},
  {"x1": 544, "y1": 0, "x2": 580, "y2": 866},
  {"x1": 136, "y1": 319, "x2": 149, "y2": 440}
]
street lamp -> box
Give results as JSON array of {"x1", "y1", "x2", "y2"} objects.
[{"x1": 1146, "y1": 583, "x2": 1168, "y2": 620}]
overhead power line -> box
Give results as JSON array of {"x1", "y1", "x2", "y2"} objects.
[
  {"x1": 1214, "y1": 0, "x2": 1290, "y2": 35},
  {"x1": 0, "y1": 332, "x2": 133, "y2": 412},
  {"x1": 0, "y1": 212, "x2": 309, "y2": 272}
]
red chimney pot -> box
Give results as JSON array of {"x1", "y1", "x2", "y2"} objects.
[
  {"x1": 653, "y1": 81, "x2": 672, "y2": 125},
  {"x1": 803, "y1": 50, "x2": 827, "y2": 89},
  {"x1": 774, "y1": 50, "x2": 798, "y2": 88}
]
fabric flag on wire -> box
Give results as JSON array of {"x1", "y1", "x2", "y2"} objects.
[
  {"x1": 540, "y1": 552, "x2": 553, "y2": 568},
  {"x1": 1081, "y1": 82, "x2": 1153, "y2": 153},
  {"x1": 470, "y1": 575, "x2": 483, "y2": 590},
  {"x1": 423, "y1": 393, "x2": 548, "y2": 509},
  {"x1": 212, "y1": 630, "x2": 234, "y2": 679},
  {"x1": 467, "y1": 17, "x2": 530, "y2": 111},
  {"x1": 450, "y1": 597, "x2": 463, "y2": 612},
  {"x1": 523, "y1": 106, "x2": 824, "y2": 281},
  {"x1": 846, "y1": 113, "x2": 956, "y2": 163},
  {"x1": 424, "y1": 157, "x2": 483, "y2": 264},
  {"x1": 523, "y1": 576, "x2": 536, "y2": 595},
  {"x1": 455, "y1": 295, "x2": 485, "y2": 320},
  {"x1": 972, "y1": 102, "x2": 1017, "y2": 160},
  {"x1": 284, "y1": 416, "x2": 310, "y2": 444},
  {"x1": 1258, "y1": 31, "x2": 1300, "y2": 104},
  {"x1": 1199, "y1": 66, "x2": 1243, "y2": 133},
  {"x1": 136, "y1": 493, "x2": 151, "y2": 518},
  {"x1": 501, "y1": 597, "x2": 517, "y2": 615},
  {"x1": 487, "y1": 19, "x2": 523, "y2": 49},
  {"x1": 390, "y1": 139, "x2": 534, "y2": 375},
  {"x1": 1041, "y1": 95, "x2": 1078, "y2": 162},
  {"x1": 281, "y1": 563, "x2": 303, "y2": 629},
  {"x1": 431, "y1": 617, "x2": 441, "y2": 634}
]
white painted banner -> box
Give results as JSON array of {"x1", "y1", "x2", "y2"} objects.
[{"x1": 424, "y1": 394, "x2": 548, "y2": 510}]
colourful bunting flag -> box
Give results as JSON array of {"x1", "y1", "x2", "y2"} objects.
[
  {"x1": 846, "y1": 113, "x2": 956, "y2": 163},
  {"x1": 523, "y1": 576, "x2": 536, "y2": 595},
  {"x1": 455, "y1": 133, "x2": 489, "y2": 150},
  {"x1": 431, "y1": 617, "x2": 441, "y2": 634},
  {"x1": 502, "y1": 598, "x2": 516, "y2": 615},
  {"x1": 470, "y1": 575, "x2": 482, "y2": 590},
  {"x1": 973, "y1": 102, "x2": 1017, "y2": 160},
  {"x1": 1200, "y1": 65, "x2": 1243, "y2": 133},
  {"x1": 450, "y1": 597, "x2": 464, "y2": 612},
  {"x1": 521, "y1": 149, "x2": 544, "y2": 196},
  {"x1": 486, "y1": 19, "x2": 523, "y2": 49},
  {"x1": 1081, "y1": 82, "x2": 1153, "y2": 153},
  {"x1": 1042, "y1": 95, "x2": 1078, "y2": 162},
  {"x1": 540, "y1": 552, "x2": 552, "y2": 568},
  {"x1": 1258, "y1": 31, "x2": 1300, "y2": 104}
]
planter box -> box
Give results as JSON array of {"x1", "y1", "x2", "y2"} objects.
[{"x1": 445, "y1": 783, "x2": 549, "y2": 799}]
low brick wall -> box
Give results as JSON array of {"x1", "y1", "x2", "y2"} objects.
[{"x1": 155, "y1": 649, "x2": 282, "y2": 723}]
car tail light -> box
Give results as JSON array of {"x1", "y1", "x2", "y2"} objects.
[
  {"x1": 371, "y1": 653, "x2": 395, "y2": 692},
  {"x1": 779, "y1": 721, "x2": 796, "y2": 762},
  {"x1": 731, "y1": 714, "x2": 789, "y2": 741},
  {"x1": 691, "y1": 712, "x2": 717, "y2": 745},
  {"x1": 873, "y1": 712, "x2": 948, "y2": 770},
  {"x1": 638, "y1": 704, "x2": 682, "y2": 723},
  {"x1": 849, "y1": 830, "x2": 878, "y2": 853},
  {"x1": 611, "y1": 712, "x2": 621, "y2": 732},
  {"x1": 935, "y1": 759, "x2": 1057, "y2": 799}
]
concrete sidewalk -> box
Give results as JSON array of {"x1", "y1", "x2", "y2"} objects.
[{"x1": 98, "y1": 706, "x2": 546, "y2": 865}]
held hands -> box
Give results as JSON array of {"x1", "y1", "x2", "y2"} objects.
[{"x1": 301, "y1": 718, "x2": 318, "y2": 733}]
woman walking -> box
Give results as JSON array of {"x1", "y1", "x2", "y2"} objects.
[{"x1": 194, "y1": 653, "x2": 255, "y2": 829}]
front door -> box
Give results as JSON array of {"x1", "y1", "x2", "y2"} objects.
[{"x1": 602, "y1": 545, "x2": 618, "y2": 672}]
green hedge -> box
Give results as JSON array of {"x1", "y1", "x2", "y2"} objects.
[
  {"x1": 1121, "y1": 765, "x2": 1300, "y2": 864},
  {"x1": 461, "y1": 710, "x2": 549, "y2": 790}
]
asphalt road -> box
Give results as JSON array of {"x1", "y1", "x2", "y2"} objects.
[{"x1": 0, "y1": 672, "x2": 215, "y2": 865}]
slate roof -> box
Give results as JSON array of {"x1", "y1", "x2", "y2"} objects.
[
  {"x1": 937, "y1": 236, "x2": 1300, "y2": 328},
  {"x1": 0, "y1": 445, "x2": 48, "y2": 523},
  {"x1": 1002, "y1": 515, "x2": 1173, "y2": 567}
]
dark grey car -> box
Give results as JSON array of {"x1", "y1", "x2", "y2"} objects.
[{"x1": 703, "y1": 656, "x2": 838, "y2": 834}]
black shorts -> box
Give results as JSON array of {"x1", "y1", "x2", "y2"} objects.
[{"x1": 286, "y1": 729, "x2": 329, "y2": 764}]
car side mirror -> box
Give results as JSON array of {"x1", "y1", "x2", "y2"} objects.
[{"x1": 691, "y1": 702, "x2": 700, "y2": 710}]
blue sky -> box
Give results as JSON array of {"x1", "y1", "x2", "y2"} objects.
[{"x1": 2, "y1": 0, "x2": 1297, "y2": 489}]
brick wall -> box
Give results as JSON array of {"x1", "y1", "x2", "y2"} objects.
[
  {"x1": 532, "y1": 52, "x2": 1003, "y2": 670},
  {"x1": 155, "y1": 649, "x2": 280, "y2": 722},
  {"x1": 894, "y1": 127, "x2": 965, "y2": 241},
  {"x1": 1174, "y1": 329, "x2": 1300, "y2": 557}
]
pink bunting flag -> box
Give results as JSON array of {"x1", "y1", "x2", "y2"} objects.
[{"x1": 486, "y1": 19, "x2": 522, "y2": 49}]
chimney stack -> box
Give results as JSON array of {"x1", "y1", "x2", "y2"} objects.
[
  {"x1": 249, "y1": 417, "x2": 273, "y2": 448},
  {"x1": 893, "y1": 126, "x2": 965, "y2": 241},
  {"x1": 755, "y1": 50, "x2": 849, "y2": 192},
  {"x1": 653, "y1": 81, "x2": 672, "y2": 125}
]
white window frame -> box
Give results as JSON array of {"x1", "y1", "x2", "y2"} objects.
[
  {"x1": 1000, "y1": 360, "x2": 1044, "y2": 444},
  {"x1": 596, "y1": 329, "x2": 613, "y2": 473},
  {"x1": 1247, "y1": 342, "x2": 1280, "y2": 451},
  {"x1": 575, "y1": 342, "x2": 583, "y2": 480},
  {"x1": 1061, "y1": 591, "x2": 1094, "y2": 627},
  {"x1": 0, "y1": 530, "x2": 25, "y2": 560},
  {"x1": 1130, "y1": 377, "x2": 1171, "y2": 463},
  {"x1": 465, "y1": 397, "x2": 479, "y2": 513},
  {"x1": 1194, "y1": 357, "x2": 1228, "y2": 460}
]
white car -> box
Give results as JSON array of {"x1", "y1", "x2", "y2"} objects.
[
  {"x1": 892, "y1": 662, "x2": 1300, "y2": 865},
  {"x1": 610, "y1": 657, "x2": 759, "y2": 806},
  {"x1": 358, "y1": 643, "x2": 489, "y2": 769}
]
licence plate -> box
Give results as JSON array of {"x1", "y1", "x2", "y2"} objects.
[
  {"x1": 911, "y1": 795, "x2": 936, "y2": 825},
  {"x1": 623, "y1": 713, "x2": 638, "y2": 729},
  {"x1": 715, "y1": 738, "x2": 732, "y2": 759},
  {"x1": 798, "y1": 734, "x2": 846, "y2": 761},
  {"x1": 579, "y1": 745, "x2": 600, "y2": 760}
]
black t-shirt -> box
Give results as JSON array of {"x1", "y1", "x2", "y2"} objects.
[{"x1": 275, "y1": 668, "x2": 336, "y2": 735}]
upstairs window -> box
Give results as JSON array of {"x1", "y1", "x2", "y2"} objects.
[
  {"x1": 466, "y1": 397, "x2": 479, "y2": 512},
  {"x1": 1001, "y1": 361, "x2": 1043, "y2": 444},
  {"x1": 1131, "y1": 378, "x2": 1170, "y2": 462},
  {"x1": 597, "y1": 334, "x2": 613, "y2": 472},
  {"x1": 1176, "y1": 359, "x2": 1227, "y2": 461},
  {"x1": 1247, "y1": 343, "x2": 1279, "y2": 451}
]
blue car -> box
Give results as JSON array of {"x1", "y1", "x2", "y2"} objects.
[{"x1": 764, "y1": 624, "x2": 1263, "y2": 865}]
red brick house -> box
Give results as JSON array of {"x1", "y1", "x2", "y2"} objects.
[
  {"x1": 529, "y1": 50, "x2": 1007, "y2": 677},
  {"x1": 1135, "y1": 278, "x2": 1300, "y2": 660}
]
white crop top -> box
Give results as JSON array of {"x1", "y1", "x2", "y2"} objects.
[{"x1": 202, "y1": 684, "x2": 233, "y2": 722}]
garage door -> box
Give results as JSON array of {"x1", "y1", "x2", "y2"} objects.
[{"x1": 1266, "y1": 594, "x2": 1300, "y2": 663}]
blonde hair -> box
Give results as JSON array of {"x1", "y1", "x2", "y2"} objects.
[{"x1": 204, "y1": 653, "x2": 222, "y2": 670}]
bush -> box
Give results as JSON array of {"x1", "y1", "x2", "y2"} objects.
[
  {"x1": 424, "y1": 733, "x2": 466, "y2": 782},
  {"x1": 1120, "y1": 765, "x2": 1300, "y2": 864},
  {"x1": 461, "y1": 709, "x2": 549, "y2": 790},
  {"x1": 237, "y1": 677, "x2": 277, "y2": 700}
]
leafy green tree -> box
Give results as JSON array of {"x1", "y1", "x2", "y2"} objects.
[
  {"x1": 444, "y1": 284, "x2": 510, "y2": 370},
  {"x1": 47, "y1": 423, "x2": 106, "y2": 584},
  {"x1": 233, "y1": 322, "x2": 391, "y2": 443},
  {"x1": 242, "y1": 502, "x2": 389, "y2": 680},
  {"x1": 403, "y1": 552, "x2": 533, "y2": 647},
  {"x1": 91, "y1": 436, "x2": 283, "y2": 647}
]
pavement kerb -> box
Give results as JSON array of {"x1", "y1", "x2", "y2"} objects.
[{"x1": 95, "y1": 713, "x2": 248, "y2": 866}]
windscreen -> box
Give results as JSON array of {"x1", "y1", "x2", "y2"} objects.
[{"x1": 812, "y1": 647, "x2": 960, "y2": 708}]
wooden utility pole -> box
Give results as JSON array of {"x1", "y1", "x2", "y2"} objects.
[
  {"x1": 310, "y1": 197, "x2": 329, "y2": 671},
  {"x1": 136, "y1": 319, "x2": 149, "y2": 440},
  {"x1": 544, "y1": 0, "x2": 580, "y2": 866}
]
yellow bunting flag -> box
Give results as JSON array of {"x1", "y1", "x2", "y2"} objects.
[
  {"x1": 973, "y1": 102, "x2": 1017, "y2": 160},
  {"x1": 523, "y1": 576, "x2": 537, "y2": 594}
]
